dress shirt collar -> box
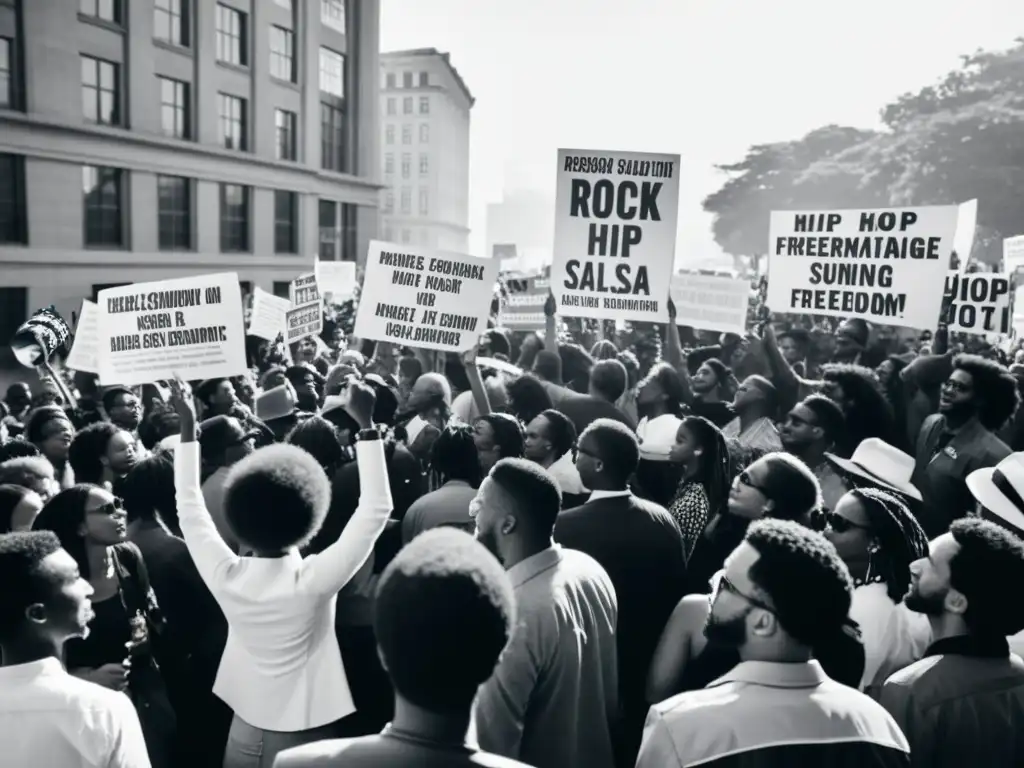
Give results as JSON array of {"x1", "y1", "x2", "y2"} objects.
[
  {"x1": 0, "y1": 657, "x2": 64, "y2": 682},
  {"x1": 506, "y1": 545, "x2": 562, "y2": 589},
  {"x1": 707, "y1": 659, "x2": 827, "y2": 690},
  {"x1": 925, "y1": 634, "x2": 1010, "y2": 659},
  {"x1": 586, "y1": 489, "x2": 631, "y2": 502}
]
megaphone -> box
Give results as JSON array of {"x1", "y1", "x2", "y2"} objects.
[{"x1": 10, "y1": 306, "x2": 73, "y2": 368}]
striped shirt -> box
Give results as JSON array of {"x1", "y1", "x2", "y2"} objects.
[{"x1": 637, "y1": 660, "x2": 910, "y2": 767}]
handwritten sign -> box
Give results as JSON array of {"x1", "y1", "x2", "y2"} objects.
[
  {"x1": 248, "y1": 287, "x2": 291, "y2": 342},
  {"x1": 669, "y1": 273, "x2": 751, "y2": 335},
  {"x1": 285, "y1": 302, "x2": 323, "y2": 344},
  {"x1": 551, "y1": 148, "x2": 680, "y2": 322},
  {"x1": 96, "y1": 272, "x2": 247, "y2": 386},
  {"x1": 354, "y1": 240, "x2": 500, "y2": 352},
  {"x1": 500, "y1": 276, "x2": 548, "y2": 330},
  {"x1": 766, "y1": 206, "x2": 958, "y2": 329},
  {"x1": 943, "y1": 272, "x2": 1012, "y2": 336},
  {"x1": 66, "y1": 299, "x2": 100, "y2": 374},
  {"x1": 1003, "y1": 235, "x2": 1024, "y2": 274},
  {"x1": 314, "y1": 258, "x2": 356, "y2": 299},
  {"x1": 289, "y1": 273, "x2": 321, "y2": 307}
]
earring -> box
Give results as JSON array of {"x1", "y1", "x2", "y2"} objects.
[{"x1": 862, "y1": 542, "x2": 883, "y2": 587}]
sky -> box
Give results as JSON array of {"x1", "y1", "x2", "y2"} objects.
[{"x1": 379, "y1": 0, "x2": 1024, "y2": 266}]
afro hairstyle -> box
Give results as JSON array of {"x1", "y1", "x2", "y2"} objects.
[{"x1": 222, "y1": 444, "x2": 331, "y2": 552}]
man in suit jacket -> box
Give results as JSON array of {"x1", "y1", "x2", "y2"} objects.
[{"x1": 554, "y1": 418, "x2": 687, "y2": 768}]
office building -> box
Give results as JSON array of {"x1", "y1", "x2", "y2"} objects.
[
  {"x1": 0, "y1": 0, "x2": 382, "y2": 354},
  {"x1": 379, "y1": 48, "x2": 472, "y2": 253}
]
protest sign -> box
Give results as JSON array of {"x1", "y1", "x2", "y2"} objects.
[
  {"x1": 314, "y1": 258, "x2": 356, "y2": 299},
  {"x1": 551, "y1": 149, "x2": 680, "y2": 323},
  {"x1": 10, "y1": 307, "x2": 73, "y2": 368},
  {"x1": 248, "y1": 287, "x2": 291, "y2": 342},
  {"x1": 1004, "y1": 235, "x2": 1024, "y2": 274},
  {"x1": 354, "y1": 240, "x2": 500, "y2": 352},
  {"x1": 289, "y1": 273, "x2": 321, "y2": 306},
  {"x1": 285, "y1": 302, "x2": 323, "y2": 344},
  {"x1": 943, "y1": 272, "x2": 1012, "y2": 335},
  {"x1": 766, "y1": 206, "x2": 959, "y2": 329},
  {"x1": 669, "y1": 272, "x2": 750, "y2": 335},
  {"x1": 500, "y1": 275, "x2": 548, "y2": 330},
  {"x1": 66, "y1": 300, "x2": 100, "y2": 374},
  {"x1": 96, "y1": 272, "x2": 247, "y2": 386},
  {"x1": 953, "y1": 199, "x2": 978, "y2": 273}
]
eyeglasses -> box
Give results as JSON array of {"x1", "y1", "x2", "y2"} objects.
[
  {"x1": 737, "y1": 470, "x2": 768, "y2": 495},
  {"x1": 711, "y1": 571, "x2": 775, "y2": 614},
  {"x1": 89, "y1": 498, "x2": 124, "y2": 517},
  {"x1": 825, "y1": 511, "x2": 871, "y2": 534},
  {"x1": 942, "y1": 378, "x2": 972, "y2": 395}
]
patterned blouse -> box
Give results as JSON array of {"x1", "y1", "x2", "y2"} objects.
[{"x1": 668, "y1": 480, "x2": 711, "y2": 563}]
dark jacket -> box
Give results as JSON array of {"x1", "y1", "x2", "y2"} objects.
[{"x1": 555, "y1": 395, "x2": 636, "y2": 436}]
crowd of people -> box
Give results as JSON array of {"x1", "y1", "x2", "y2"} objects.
[{"x1": 1, "y1": 290, "x2": 1024, "y2": 768}]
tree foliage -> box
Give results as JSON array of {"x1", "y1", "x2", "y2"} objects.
[{"x1": 704, "y1": 40, "x2": 1024, "y2": 266}]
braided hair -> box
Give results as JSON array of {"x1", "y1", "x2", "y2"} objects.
[
  {"x1": 850, "y1": 487, "x2": 929, "y2": 603},
  {"x1": 680, "y1": 415, "x2": 732, "y2": 517}
]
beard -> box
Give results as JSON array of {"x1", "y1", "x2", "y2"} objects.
[
  {"x1": 903, "y1": 586, "x2": 947, "y2": 616},
  {"x1": 704, "y1": 609, "x2": 749, "y2": 647},
  {"x1": 475, "y1": 525, "x2": 502, "y2": 563}
]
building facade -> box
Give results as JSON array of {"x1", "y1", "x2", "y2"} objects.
[
  {"x1": 379, "y1": 48, "x2": 472, "y2": 254},
  {"x1": 0, "y1": 0, "x2": 382, "y2": 352}
]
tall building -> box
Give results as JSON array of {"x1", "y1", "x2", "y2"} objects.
[
  {"x1": 0, "y1": 0, "x2": 383, "y2": 354},
  {"x1": 379, "y1": 48, "x2": 472, "y2": 254}
]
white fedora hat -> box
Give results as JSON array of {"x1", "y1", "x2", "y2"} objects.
[
  {"x1": 966, "y1": 453, "x2": 1024, "y2": 534},
  {"x1": 825, "y1": 438, "x2": 922, "y2": 502}
]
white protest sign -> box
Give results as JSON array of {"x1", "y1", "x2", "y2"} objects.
[
  {"x1": 669, "y1": 273, "x2": 751, "y2": 335},
  {"x1": 943, "y1": 272, "x2": 1012, "y2": 336},
  {"x1": 766, "y1": 206, "x2": 959, "y2": 329},
  {"x1": 66, "y1": 299, "x2": 100, "y2": 374},
  {"x1": 354, "y1": 240, "x2": 500, "y2": 352},
  {"x1": 289, "y1": 273, "x2": 321, "y2": 306},
  {"x1": 285, "y1": 302, "x2": 323, "y2": 344},
  {"x1": 248, "y1": 287, "x2": 291, "y2": 342},
  {"x1": 551, "y1": 149, "x2": 680, "y2": 322},
  {"x1": 1003, "y1": 235, "x2": 1024, "y2": 274},
  {"x1": 97, "y1": 272, "x2": 247, "y2": 386},
  {"x1": 500, "y1": 276, "x2": 548, "y2": 330},
  {"x1": 953, "y1": 199, "x2": 978, "y2": 273},
  {"x1": 314, "y1": 257, "x2": 356, "y2": 299}
]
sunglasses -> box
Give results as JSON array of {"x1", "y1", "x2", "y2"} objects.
[
  {"x1": 711, "y1": 571, "x2": 775, "y2": 614},
  {"x1": 737, "y1": 470, "x2": 768, "y2": 495},
  {"x1": 89, "y1": 498, "x2": 124, "y2": 517},
  {"x1": 825, "y1": 511, "x2": 870, "y2": 534}
]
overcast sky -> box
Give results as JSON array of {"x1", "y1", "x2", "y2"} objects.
[{"x1": 380, "y1": 0, "x2": 1023, "y2": 264}]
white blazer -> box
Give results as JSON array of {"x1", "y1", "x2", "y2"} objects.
[{"x1": 174, "y1": 439, "x2": 392, "y2": 731}]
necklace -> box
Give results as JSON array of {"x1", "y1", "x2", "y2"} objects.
[{"x1": 853, "y1": 574, "x2": 885, "y2": 588}]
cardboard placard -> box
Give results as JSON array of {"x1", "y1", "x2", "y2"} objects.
[
  {"x1": 248, "y1": 287, "x2": 292, "y2": 342},
  {"x1": 66, "y1": 299, "x2": 100, "y2": 374},
  {"x1": 943, "y1": 272, "x2": 1012, "y2": 336},
  {"x1": 500, "y1": 276, "x2": 549, "y2": 330},
  {"x1": 285, "y1": 302, "x2": 324, "y2": 345},
  {"x1": 669, "y1": 272, "x2": 751, "y2": 335}
]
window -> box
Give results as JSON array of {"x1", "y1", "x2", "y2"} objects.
[
  {"x1": 157, "y1": 175, "x2": 191, "y2": 250},
  {"x1": 400, "y1": 188, "x2": 410, "y2": 215},
  {"x1": 385, "y1": 124, "x2": 394, "y2": 145},
  {"x1": 216, "y1": 4, "x2": 247, "y2": 66},
  {"x1": 401, "y1": 124, "x2": 411, "y2": 145},
  {"x1": 419, "y1": 96, "x2": 429, "y2": 114},
  {"x1": 218, "y1": 93, "x2": 247, "y2": 150},
  {"x1": 383, "y1": 190, "x2": 393, "y2": 213},
  {"x1": 386, "y1": 97, "x2": 395, "y2": 115},
  {"x1": 319, "y1": 199, "x2": 337, "y2": 261},
  {"x1": 419, "y1": 154, "x2": 428, "y2": 175},
  {"x1": 272, "y1": 281, "x2": 290, "y2": 299},
  {"x1": 321, "y1": 0, "x2": 345, "y2": 33},
  {"x1": 158, "y1": 77, "x2": 189, "y2": 139},
  {"x1": 319, "y1": 48, "x2": 344, "y2": 97},
  {"x1": 274, "y1": 191, "x2": 297, "y2": 254},
  {"x1": 401, "y1": 228, "x2": 410, "y2": 243},
  {"x1": 219, "y1": 184, "x2": 249, "y2": 252},
  {"x1": 419, "y1": 188, "x2": 429, "y2": 216},
  {"x1": 385, "y1": 73, "x2": 395, "y2": 88},
  {"x1": 418, "y1": 72, "x2": 429, "y2": 86},
  {"x1": 275, "y1": 109, "x2": 296, "y2": 161},
  {"x1": 341, "y1": 202, "x2": 357, "y2": 261},
  {"x1": 81, "y1": 56, "x2": 119, "y2": 125},
  {"x1": 269, "y1": 26, "x2": 294, "y2": 82},
  {"x1": 0, "y1": 154, "x2": 26, "y2": 244},
  {"x1": 80, "y1": 0, "x2": 121, "y2": 24},
  {"x1": 419, "y1": 123, "x2": 429, "y2": 143},
  {"x1": 401, "y1": 153, "x2": 410, "y2": 179},
  {"x1": 320, "y1": 102, "x2": 345, "y2": 172},
  {"x1": 402, "y1": 72, "x2": 412, "y2": 88},
  {"x1": 82, "y1": 165, "x2": 123, "y2": 247},
  {"x1": 384, "y1": 153, "x2": 394, "y2": 174},
  {"x1": 402, "y1": 96, "x2": 412, "y2": 115},
  {"x1": 0, "y1": 38, "x2": 11, "y2": 109},
  {"x1": 154, "y1": 0, "x2": 188, "y2": 47}
]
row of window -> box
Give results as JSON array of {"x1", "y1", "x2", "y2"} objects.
[
  {"x1": 385, "y1": 71, "x2": 429, "y2": 89},
  {"x1": 381, "y1": 226, "x2": 420, "y2": 246},
  {"x1": 384, "y1": 153, "x2": 430, "y2": 178},
  {"x1": 386, "y1": 95, "x2": 430, "y2": 116},
  {"x1": 0, "y1": 154, "x2": 359, "y2": 257},
  {"x1": 382, "y1": 188, "x2": 430, "y2": 217},
  {"x1": 79, "y1": 0, "x2": 346, "y2": 49},
  {"x1": 384, "y1": 123, "x2": 430, "y2": 145}
]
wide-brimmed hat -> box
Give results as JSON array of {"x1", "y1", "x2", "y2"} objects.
[
  {"x1": 255, "y1": 384, "x2": 303, "y2": 422},
  {"x1": 198, "y1": 415, "x2": 260, "y2": 458},
  {"x1": 967, "y1": 453, "x2": 1024, "y2": 533},
  {"x1": 825, "y1": 438, "x2": 921, "y2": 501}
]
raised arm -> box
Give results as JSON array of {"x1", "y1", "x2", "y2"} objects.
[{"x1": 299, "y1": 379, "x2": 392, "y2": 595}]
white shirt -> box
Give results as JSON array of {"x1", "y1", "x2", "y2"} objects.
[
  {"x1": 0, "y1": 657, "x2": 150, "y2": 768},
  {"x1": 174, "y1": 439, "x2": 392, "y2": 732},
  {"x1": 849, "y1": 581, "x2": 932, "y2": 689},
  {"x1": 586, "y1": 489, "x2": 631, "y2": 502},
  {"x1": 547, "y1": 450, "x2": 587, "y2": 496}
]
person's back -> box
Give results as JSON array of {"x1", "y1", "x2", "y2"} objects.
[{"x1": 556, "y1": 393, "x2": 634, "y2": 435}]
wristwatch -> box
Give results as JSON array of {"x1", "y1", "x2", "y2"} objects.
[{"x1": 356, "y1": 427, "x2": 381, "y2": 441}]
